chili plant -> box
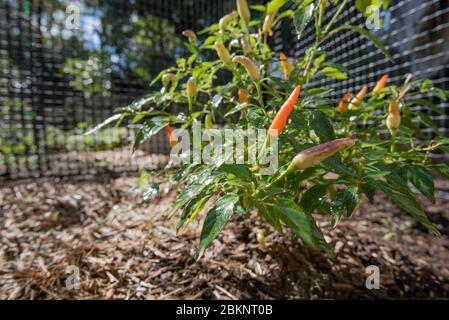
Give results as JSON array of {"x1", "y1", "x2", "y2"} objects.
[{"x1": 90, "y1": 0, "x2": 449, "y2": 259}]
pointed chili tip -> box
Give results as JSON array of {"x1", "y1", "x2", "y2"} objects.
[{"x1": 373, "y1": 74, "x2": 389, "y2": 93}]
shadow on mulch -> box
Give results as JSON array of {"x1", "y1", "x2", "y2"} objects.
[{"x1": 0, "y1": 176, "x2": 448, "y2": 299}]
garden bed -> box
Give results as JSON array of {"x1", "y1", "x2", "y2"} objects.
[{"x1": 0, "y1": 176, "x2": 448, "y2": 299}]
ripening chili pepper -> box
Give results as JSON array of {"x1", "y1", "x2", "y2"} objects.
[
  {"x1": 186, "y1": 77, "x2": 197, "y2": 98},
  {"x1": 262, "y1": 11, "x2": 276, "y2": 37},
  {"x1": 237, "y1": 0, "x2": 251, "y2": 24},
  {"x1": 373, "y1": 74, "x2": 388, "y2": 93},
  {"x1": 238, "y1": 88, "x2": 248, "y2": 103},
  {"x1": 164, "y1": 125, "x2": 178, "y2": 148},
  {"x1": 268, "y1": 85, "x2": 301, "y2": 137},
  {"x1": 348, "y1": 85, "x2": 368, "y2": 109},
  {"x1": 232, "y1": 56, "x2": 260, "y2": 83},
  {"x1": 240, "y1": 37, "x2": 252, "y2": 55},
  {"x1": 338, "y1": 92, "x2": 351, "y2": 112},
  {"x1": 182, "y1": 30, "x2": 197, "y2": 44},
  {"x1": 291, "y1": 138, "x2": 355, "y2": 170},
  {"x1": 279, "y1": 52, "x2": 293, "y2": 80},
  {"x1": 219, "y1": 11, "x2": 235, "y2": 32},
  {"x1": 247, "y1": 84, "x2": 253, "y2": 92},
  {"x1": 386, "y1": 97, "x2": 401, "y2": 135},
  {"x1": 214, "y1": 40, "x2": 232, "y2": 66},
  {"x1": 162, "y1": 73, "x2": 176, "y2": 88}
]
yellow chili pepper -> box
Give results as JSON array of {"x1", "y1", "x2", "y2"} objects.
[
  {"x1": 262, "y1": 11, "x2": 276, "y2": 37},
  {"x1": 182, "y1": 29, "x2": 197, "y2": 44},
  {"x1": 214, "y1": 40, "x2": 232, "y2": 65},
  {"x1": 219, "y1": 11, "x2": 235, "y2": 32},
  {"x1": 162, "y1": 73, "x2": 176, "y2": 88},
  {"x1": 186, "y1": 77, "x2": 197, "y2": 98},
  {"x1": 279, "y1": 52, "x2": 293, "y2": 80},
  {"x1": 386, "y1": 98, "x2": 401, "y2": 135},
  {"x1": 237, "y1": 0, "x2": 251, "y2": 23},
  {"x1": 232, "y1": 56, "x2": 260, "y2": 83}
]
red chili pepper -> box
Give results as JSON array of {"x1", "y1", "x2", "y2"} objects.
[
  {"x1": 268, "y1": 85, "x2": 301, "y2": 137},
  {"x1": 373, "y1": 74, "x2": 388, "y2": 93},
  {"x1": 164, "y1": 125, "x2": 178, "y2": 148}
]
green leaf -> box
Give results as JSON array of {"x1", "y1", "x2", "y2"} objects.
[
  {"x1": 85, "y1": 114, "x2": 121, "y2": 135},
  {"x1": 267, "y1": 0, "x2": 287, "y2": 13},
  {"x1": 332, "y1": 25, "x2": 393, "y2": 62},
  {"x1": 405, "y1": 166, "x2": 435, "y2": 203},
  {"x1": 309, "y1": 110, "x2": 335, "y2": 142},
  {"x1": 416, "y1": 111, "x2": 439, "y2": 132},
  {"x1": 322, "y1": 156, "x2": 355, "y2": 176},
  {"x1": 272, "y1": 199, "x2": 334, "y2": 256},
  {"x1": 133, "y1": 121, "x2": 166, "y2": 151},
  {"x1": 219, "y1": 164, "x2": 253, "y2": 180},
  {"x1": 255, "y1": 201, "x2": 283, "y2": 234},
  {"x1": 366, "y1": 177, "x2": 439, "y2": 235},
  {"x1": 300, "y1": 184, "x2": 328, "y2": 214},
  {"x1": 330, "y1": 186, "x2": 361, "y2": 227},
  {"x1": 195, "y1": 194, "x2": 240, "y2": 260},
  {"x1": 169, "y1": 183, "x2": 208, "y2": 218},
  {"x1": 293, "y1": 3, "x2": 314, "y2": 39},
  {"x1": 177, "y1": 194, "x2": 211, "y2": 232},
  {"x1": 320, "y1": 66, "x2": 348, "y2": 80}
]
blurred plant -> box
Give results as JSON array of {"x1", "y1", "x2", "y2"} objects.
[{"x1": 62, "y1": 53, "x2": 112, "y2": 98}]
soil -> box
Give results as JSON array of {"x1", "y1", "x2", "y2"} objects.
[{"x1": 1, "y1": 176, "x2": 448, "y2": 299}]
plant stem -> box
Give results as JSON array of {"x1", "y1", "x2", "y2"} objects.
[
  {"x1": 390, "y1": 131, "x2": 397, "y2": 153},
  {"x1": 322, "y1": 0, "x2": 348, "y2": 37},
  {"x1": 255, "y1": 81, "x2": 265, "y2": 109}
]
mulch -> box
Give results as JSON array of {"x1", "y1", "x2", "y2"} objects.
[{"x1": 1, "y1": 176, "x2": 448, "y2": 299}]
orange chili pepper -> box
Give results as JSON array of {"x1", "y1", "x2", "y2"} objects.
[
  {"x1": 373, "y1": 74, "x2": 388, "y2": 93},
  {"x1": 338, "y1": 92, "x2": 351, "y2": 112},
  {"x1": 268, "y1": 85, "x2": 301, "y2": 137},
  {"x1": 348, "y1": 85, "x2": 368, "y2": 109},
  {"x1": 164, "y1": 125, "x2": 178, "y2": 148},
  {"x1": 238, "y1": 89, "x2": 248, "y2": 103}
]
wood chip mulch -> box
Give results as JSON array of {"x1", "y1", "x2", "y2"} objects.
[{"x1": 1, "y1": 176, "x2": 448, "y2": 299}]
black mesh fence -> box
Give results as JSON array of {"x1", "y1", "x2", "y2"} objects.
[{"x1": 1, "y1": 0, "x2": 448, "y2": 182}]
